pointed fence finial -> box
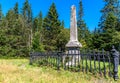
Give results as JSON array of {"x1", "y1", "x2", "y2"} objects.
[{"x1": 112, "y1": 45, "x2": 115, "y2": 49}]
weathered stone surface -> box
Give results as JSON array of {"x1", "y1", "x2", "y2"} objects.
[
  {"x1": 66, "y1": 5, "x2": 82, "y2": 47},
  {"x1": 64, "y1": 5, "x2": 82, "y2": 66}
]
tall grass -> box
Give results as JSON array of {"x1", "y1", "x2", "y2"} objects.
[{"x1": 0, "y1": 59, "x2": 119, "y2": 83}]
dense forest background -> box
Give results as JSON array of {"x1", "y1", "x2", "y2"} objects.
[{"x1": 1, "y1": 0, "x2": 120, "y2": 57}]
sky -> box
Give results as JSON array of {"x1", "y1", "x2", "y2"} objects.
[{"x1": 0, "y1": 0, "x2": 104, "y2": 31}]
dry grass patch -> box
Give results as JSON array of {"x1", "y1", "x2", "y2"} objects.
[{"x1": 0, "y1": 59, "x2": 119, "y2": 83}]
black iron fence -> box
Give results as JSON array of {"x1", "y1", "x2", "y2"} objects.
[{"x1": 30, "y1": 46, "x2": 119, "y2": 80}]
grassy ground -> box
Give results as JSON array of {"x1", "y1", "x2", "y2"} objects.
[{"x1": 0, "y1": 59, "x2": 119, "y2": 83}]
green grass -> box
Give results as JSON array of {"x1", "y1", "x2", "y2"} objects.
[{"x1": 0, "y1": 59, "x2": 119, "y2": 83}]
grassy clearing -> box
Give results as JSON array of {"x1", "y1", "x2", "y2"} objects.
[{"x1": 0, "y1": 59, "x2": 119, "y2": 83}]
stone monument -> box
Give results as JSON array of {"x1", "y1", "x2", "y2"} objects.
[
  {"x1": 65, "y1": 5, "x2": 82, "y2": 66},
  {"x1": 66, "y1": 5, "x2": 82, "y2": 48}
]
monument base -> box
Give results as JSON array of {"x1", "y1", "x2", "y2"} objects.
[
  {"x1": 66, "y1": 40, "x2": 82, "y2": 47},
  {"x1": 64, "y1": 47, "x2": 81, "y2": 66},
  {"x1": 66, "y1": 47, "x2": 80, "y2": 54}
]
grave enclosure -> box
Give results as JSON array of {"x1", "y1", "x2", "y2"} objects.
[
  {"x1": 30, "y1": 47, "x2": 119, "y2": 80},
  {"x1": 29, "y1": 5, "x2": 120, "y2": 80}
]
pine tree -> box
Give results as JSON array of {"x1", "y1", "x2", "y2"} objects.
[
  {"x1": 93, "y1": 0, "x2": 120, "y2": 50},
  {"x1": 77, "y1": 0, "x2": 91, "y2": 48},
  {"x1": 38, "y1": 11, "x2": 43, "y2": 31},
  {"x1": 43, "y1": 3, "x2": 61, "y2": 51},
  {"x1": 33, "y1": 17, "x2": 38, "y2": 32},
  {"x1": 99, "y1": 0, "x2": 120, "y2": 30},
  {"x1": 57, "y1": 28, "x2": 69, "y2": 51},
  {"x1": 22, "y1": 0, "x2": 33, "y2": 50},
  {"x1": 115, "y1": 0, "x2": 120, "y2": 18},
  {"x1": 77, "y1": 0, "x2": 84, "y2": 40},
  {"x1": 13, "y1": 2, "x2": 19, "y2": 19},
  {"x1": 6, "y1": 9, "x2": 16, "y2": 29},
  {"x1": 116, "y1": 1, "x2": 120, "y2": 31},
  {"x1": 61, "y1": 20, "x2": 64, "y2": 29},
  {"x1": 38, "y1": 11, "x2": 44, "y2": 44},
  {"x1": 0, "y1": 1, "x2": 34, "y2": 57},
  {"x1": 104, "y1": 12, "x2": 117, "y2": 30},
  {"x1": 0, "y1": 4, "x2": 2, "y2": 21},
  {"x1": 22, "y1": 0, "x2": 32, "y2": 23},
  {"x1": 32, "y1": 11, "x2": 44, "y2": 52}
]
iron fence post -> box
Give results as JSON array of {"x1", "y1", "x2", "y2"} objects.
[
  {"x1": 57, "y1": 52, "x2": 61, "y2": 70},
  {"x1": 29, "y1": 52, "x2": 33, "y2": 65},
  {"x1": 111, "y1": 46, "x2": 119, "y2": 80}
]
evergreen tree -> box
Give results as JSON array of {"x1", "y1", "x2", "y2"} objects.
[
  {"x1": 61, "y1": 20, "x2": 64, "y2": 29},
  {"x1": 99, "y1": 0, "x2": 119, "y2": 30},
  {"x1": 33, "y1": 11, "x2": 43, "y2": 33},
  {"x1": 32, "y1": 11, "x2": 44, "y2": 52},
  {"x1": 0, "y1": 8, "x2": 28, "y2": 57},
  {"x1": 77, "y1": 0, "x2": 91, "y2": 48},
  {"x1": 33, "y1": 17, "x2": 38, "y2": 32},
  {"x1": 32, "y1": 31, "x2": 44, "y2": 52},
  {"x1": 22, "y1": 0, "x2": 33, "y2": 50},
  {"x1": 0, "y1": 1, "x2": 34, "y2": 57},
  {"x1": 115, "y1": 0, "x2": 120, "y2": 18},
  {"x1": 57, "y1": 28, "x2": 69, "y2": 51},
  {"x1": 38, "y1": 11, "x2": 44, "y2": 44},
  {"x1": 104, "y1": 12, "x2": 117, "y2": 30},
  {"x1": 116, "y1": 2, "x2": 120, "y2": 31},
  {"x1": 13, "y1": 2, "x2": 19, "y2": 19},
  {"x1": 56, "y1": 20, "x2": 69, "y2": 51},
  {"x1": 38, "y1": 11, "x2": 43, "y2": 31},
  {"x1": 6, "y1": 9, "x2": 15, "y2": 29},
  {"x1": 92, "y1": 27, "x2": 105, "y2": 49},
  {"x1": 116, "y1": 21, "x2": 120, "y2": 31},
  {"x1": 22, "y1": 0, "x2": 32, "y2": 23},
  {"x1": 43, "y1": 3, "x2": 61, "y2": 51},
  {"x1": 0, "y1": 4, "x2": 2, "y2": 21},
  {"x1": 77, "y1": 0, "x2": 84, "y2": 40},
  {"x1": 92, "y1": 0, "x2": 120, "y2": 50}
]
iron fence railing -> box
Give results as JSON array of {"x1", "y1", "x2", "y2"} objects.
[{"x1": 30, "y1": 46, "x2": 119, "y2": 80}]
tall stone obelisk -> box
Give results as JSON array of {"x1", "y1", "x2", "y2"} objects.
[
  {"x1": 66, "y1": 5, "x2": 82, "y2": 48},
  {"x1": 64, "y1": 5, "x2": 82, "y2": 66}
]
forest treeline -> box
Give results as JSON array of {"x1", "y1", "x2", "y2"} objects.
[{"x1": 0, "y1": 0, "x2": 120, "y2": 57}]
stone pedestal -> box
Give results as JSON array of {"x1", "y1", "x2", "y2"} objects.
[
  {"x1": 66, "y1": 41, "x2": 82, "y2": 48},
  {"x1": 65, "y1": 47, "x2": 81, "y2": 66}
]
